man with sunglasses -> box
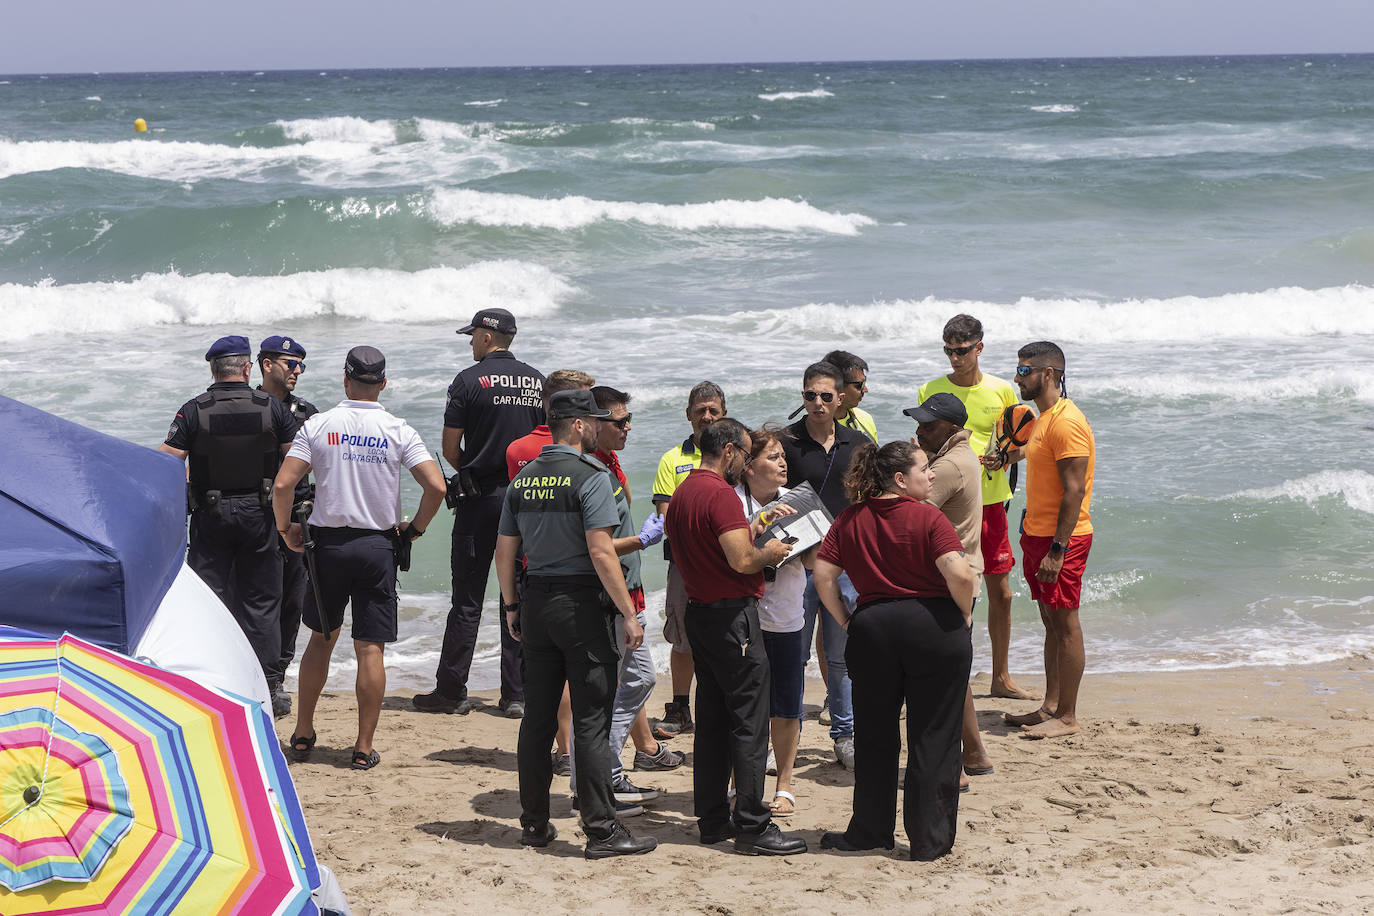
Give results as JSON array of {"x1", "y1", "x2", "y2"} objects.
[
  {"x1": 918, "y1": 314, "x2": 1036, "y2": 702},
  {"x1": 781, "y1": 361, "x2": 866, "y2": 769},
  {"x1": 824, "y1": 350, "x2": 878, "y2": 443},
  {"x1": 1002, "y1": 342, "x2": 1094, "y2": 740},
  {"x1": 256, "y1": 336, "x2": 320, "y2": 719}
]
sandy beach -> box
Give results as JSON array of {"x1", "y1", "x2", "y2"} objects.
[{"x1": 279, "y1": 658, "x2": 1374, "y2": 914}]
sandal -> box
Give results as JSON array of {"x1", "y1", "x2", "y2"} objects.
[
  {"x1": 288, "y1": 732, "x2": 316, "y2": 762},
  {"x1": 351, "y1": 748, "x2": 381, "y2": 770},
  {"x1": 769, "y1": 790, "x2": 797, "y2": 818}
]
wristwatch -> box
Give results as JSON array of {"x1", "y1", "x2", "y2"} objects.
[
  {"x1": 406, "y1": 523, "x2": 425, "y2": 541},
  {"x1": 1049, "y1": 540, "x2": 1067, "y2": 555}
]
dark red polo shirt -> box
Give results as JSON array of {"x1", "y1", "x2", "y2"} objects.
[
  {"x1": 817, "y1": 496, "x2": 964, "y2": 606},
  {"x1": 664, "y1": 469, "x2": 763, "y2": 603}
]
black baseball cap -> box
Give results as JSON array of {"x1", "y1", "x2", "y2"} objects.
[
  {"x1": 903, "y1": 392, "x2": 968, "y2": 426},
  {"x1": 457, "y1": 308, "x2": 517, "y2": 336},
  {"x1": 548, "y1": 389, "x2": 611, "y2": 420},
  {"x1": 344, "y1": 346, "x2": 386, "y2": 383}
]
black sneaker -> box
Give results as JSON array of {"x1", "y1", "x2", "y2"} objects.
[
  {"x1": 270, "y1": 683, "x2": 292, "y2": 720},
  {"x1": 551, "y1": 752, "x2": 571, "y2": 777},
  {"x1": 584, "y1": 823, "x2": 657, "y2": 860},
  {"x1": 520, "y1": 822, "x2": 557, "y2": 848},
  {"x1": 611, "y1": 775, "x2": 659, "y2": 804},
  {"x1": 412, "y1": 690, "x2": 472, "y2": 714},
  {"x1": 572, "y1": 796, "x2": 644, "y2": 817}
]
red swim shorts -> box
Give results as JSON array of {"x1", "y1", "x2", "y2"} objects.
[
  {"x1": 1020, "y1": 534, "x2": 1093, "y2": 610},
  {"x1": 981, "y1": 502, "x2": 1016, "y2": 576}
]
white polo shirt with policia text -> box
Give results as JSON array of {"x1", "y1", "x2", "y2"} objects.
[{"x1": 288, "y1": 399, "x2": 430, "y2": 531}]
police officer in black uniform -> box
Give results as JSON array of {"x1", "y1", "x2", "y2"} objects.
[
  {"x1": 414, "y1": 308, "x2": 545, "y2": 716},
  {"x1": 159, "y1": 335, "x2": 299, "y2": 685},
  {"x1": 494, "y1": 389, "x2": 657, "y2": 859},
  {"x1": 256, "y1": 334, "x2": 319, "y2": 718}
]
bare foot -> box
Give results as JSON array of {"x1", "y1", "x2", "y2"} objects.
[
  {"x1": 959, "y1": 769, "x2": 970, "y2": 791},
  {"x1": 962, "y1": 752, "x2": 994, "y2": 774},
  {"x1": 1020, "y1": 717, "x2": 1080, "y2": 740},
  {"x1": 1003, "y1": 707, "x2": 1053, "y2": 727},
  {"x1": 991, "y1": 679, "x2": 1043, "y2": 701}
]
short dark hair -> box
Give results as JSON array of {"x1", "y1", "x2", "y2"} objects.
[
  {"x1": 592, "y1": 385, "x2": 631, "y2": 410},
  {"x1": 803, "y1": 361, "x2": 844, "y2": 390},
  {"x1": 1017, "y1": 340, "x2": 1066, "y2": 370},
  {"x1": 486, "y1": 329, "x2": 516, "y2": 348},
  {"x1": 688, "y1": 380, "x2": 726, "y2": 411},
  {"x1": 548, "y1": 416, "x2": 579, "y2": 441},
  {"x1": 942, "y1": 314, "x2": 983, "y2": 344},
  {"x1": 823, "y1": 350, "x2": 868, "y2": 376},
  {"x1": 698, "y1": 418, "x2": 749, "y2": 458},
  {"x1": 844, "y1": 440, "x2": 923, "y2": 503}
]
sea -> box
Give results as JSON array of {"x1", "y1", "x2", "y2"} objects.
[{"x1": 3, "y1": 56, "x2": 1373, "y2": 692}]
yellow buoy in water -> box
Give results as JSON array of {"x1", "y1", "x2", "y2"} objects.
[{"x1": 134, "y1": 118, "x2": 147, "y2": 133}]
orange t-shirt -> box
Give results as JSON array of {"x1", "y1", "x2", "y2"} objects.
[{"x1": 1023, "y1": 398, "x2": 1094, "y2": 537}]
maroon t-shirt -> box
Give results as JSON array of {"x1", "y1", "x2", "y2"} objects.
[
  {"x1": 664, "y1": 468, "x2": 763, "y2": 603},
  {"x1": 817, "y1": 496, "x2": 965, "y2": 606}
]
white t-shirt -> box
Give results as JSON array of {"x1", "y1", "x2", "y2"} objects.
[
  {"x1": 289, "y1": 400, "x2": 431, "y2": 531},
  {"x1": 735, "y1": 483, "x2": 806, "y2": 633}
]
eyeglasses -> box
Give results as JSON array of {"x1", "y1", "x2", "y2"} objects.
[
  {"x1": 1014, "y1": 365, "x2": 1056, "y2": 377},
  {"x1": 943, "y1": 343, "x2": 978, "y2": 357},
  {"x1": 606, "y1": 413, "x2": 632, "y2": 429},
  {"x1": 844, "y1": 378, "x2": 867, "y2": 390},
  {"x1": 802, "y1": 390, "x2": 835, "y2": 403},
  {"x1": 275, "y1": 357, "x2": 305, "y2": 373}
]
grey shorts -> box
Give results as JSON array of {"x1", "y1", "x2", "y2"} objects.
[{"x1": 661, "y1": 562, "x2": 692, "y2": 655}]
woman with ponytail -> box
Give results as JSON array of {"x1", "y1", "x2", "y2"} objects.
[{"x1": 813, "y1": 440, "x2": 977, "y2": 861}]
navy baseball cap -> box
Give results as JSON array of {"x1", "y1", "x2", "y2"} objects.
[
  {"x1": 457, "y1": 308, "x2": 517, "y2": 336},
  {"x1": 344, "y1": 346, "x2": 386, "y2": 383},
  {"x1": 205, "y1": 335, "x2": 251, "y2": 361},
  {"x1": 548, "y1": 389, "x2": 611, "y2": 421},
  {"x1": 903, "y1": 392, "x2": 968, "y2": 426},
  {"x1": 259, "y1": 335, "x2": 307, "y2": 359}
]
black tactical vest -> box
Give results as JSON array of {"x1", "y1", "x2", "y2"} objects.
[{"x1": 188, "y1": 388, "x2": 279, "y2": 494}]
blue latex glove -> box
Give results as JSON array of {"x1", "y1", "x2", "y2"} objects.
[{"x1": 637, "y1": 512, "x2": 666, "y2": 549}]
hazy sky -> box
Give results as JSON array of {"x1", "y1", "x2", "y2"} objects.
[{"x1": 4, "y1": 0, "x2": 1372, "y2": 74}]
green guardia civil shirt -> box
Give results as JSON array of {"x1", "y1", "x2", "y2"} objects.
[
  {"x1": 498, "y1": 444, "x2": 620, "y2": 576},
  {"x1": 917, "y1": 373, "x2": 1018, "y2": 505}
]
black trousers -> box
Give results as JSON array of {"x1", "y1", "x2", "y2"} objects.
[
  {"x1": 517, "y1": 580, "x2": 620, "y2": 839},
  {"x1": 685, "y1": 599, "x2": 771, "y2": 834},
  {"x1": 188, "y1": 496, "x2": 282, "y2": 678},
  {"x1": 436, "y1": 487, "x2": 523, "y2": 701},
  {"x1": 266, "y1": 537, "x2": 308, "y2": 685},
  {"x1": 844, "y1": 596, "x2": 971, "y2": 860}
]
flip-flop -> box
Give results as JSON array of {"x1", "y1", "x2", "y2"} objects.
[
  {"x1": 351, "y1": 748, "x2": 381, "y2": 770},
  {"x1": 769, "y1": 790, "x2": 797, "y2": 818},
  {"x1": 288, "y1": 732, "x2": 316, "y2": 762},
  {"x1": 964, "y1": 764, "x2": 995, "y2": 776}
]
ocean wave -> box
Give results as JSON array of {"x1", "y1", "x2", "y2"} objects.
[
  {"x1": 1029, "y1": 104, "x2": 1078, "y2": 113},
  {"x1": 1222, "y1": 470, "x2": 1374, "y2": 517},
  {"x1": 84, "y1": 95, "x2": 101, "y2": 102},
  {"x1": 423, "y1": 187, "x2": 874, "y2": 234},
  {"x1": 275, "y1": 115, "x2": 399, "y2": 145},
  {"x1": 733, "y1": 285, "x2": 1374, "y2": 343},
  {"x1": 1080, "y1": 368, "x2": 1374, "y2": 404},
  {"x1": 758, "y1": 89, "x2": 834, "y2": 101},
  {"x1": 0, "y1": 262, "x2": 573, "y2": 342},
  {"x1": 464, "y1": 99, "x2": 504, "y2": 107}
]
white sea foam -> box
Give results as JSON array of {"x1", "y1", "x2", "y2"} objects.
[
  {"x1": 0, "y1": 262, "x2": 574, "y2": 342},
  {"x1": 84, "y1": 95, "x2": 101, "y2": 102},
  {"x1": 758, "y1": 89, "x2": 834, "y2": 101},
  {"x1": 1082, "y1": 369, "x2": 1374, "y2": 405},
  {"x1": 1224, "y1": 470, "x2": 1374, "y2": 517},
  {"x1": 275, "y1": 116, "x2": 399, "y2": 145},
  {"x1": 735, "y1": 285, "x2": 1374, "y2": 343},
  {"x1": 464, "y1": 99, "x2": 504, "y2": 107},
  {"x1": 1030, "y1": 104, "x2": 1078, "y2": 113},
  {"x1": 424, "y1": 187, "x2": 874, "y2": 235}
]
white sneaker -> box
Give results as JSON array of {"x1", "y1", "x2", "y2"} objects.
[
  {"x1": 833, "y1": 736, "x2": 855, "y2": 770},
  {"x1": 766, "y1": 748, "x2": 777, "y2": 776}
]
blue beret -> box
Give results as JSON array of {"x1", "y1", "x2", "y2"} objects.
[
  {"x1": 259, "y1": 335, "x2": 307, "y2": 359},
  {"x1": 204, "y1": 335, "x2": 251, "y2": 361}
]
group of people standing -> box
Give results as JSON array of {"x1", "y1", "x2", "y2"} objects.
[{"x1": 160, "y1": 307, "x2": 1095, "y2": 862}]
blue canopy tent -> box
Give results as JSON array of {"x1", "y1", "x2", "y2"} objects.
[{"x1": 0, "y1": 396, "x2": 186, "y2": 652}]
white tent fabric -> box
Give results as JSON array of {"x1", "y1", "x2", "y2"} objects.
[{"x1": 133, "y1": 564, "x2": 271, "y2": 706}]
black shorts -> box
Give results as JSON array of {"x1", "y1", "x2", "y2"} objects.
[{"x1": 304, "y1": 527, "x2": 398, "y2": 643}]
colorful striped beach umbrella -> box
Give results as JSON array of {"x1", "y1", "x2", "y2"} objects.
[{"x1": 0, "y1": 633, "x2": 319, "y2": 915}]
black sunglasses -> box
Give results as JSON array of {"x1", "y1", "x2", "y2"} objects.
[
  {"x1": 1014, "y1": 365, "x2": 1057, "y2": 378},
  {"x1": 943, "y1": 343, "x2": 978, "y2": 357},
  {"x1": 606, "y1": 413, "x2": 632, "y2": 429},
  {"x1": 802, "y1": 390, "x2": 835, "y2": 403},
  {"x1": 274, "y1": 357, "x2": 305, "y2": 373},
  {"x1": 844, "y1": 377, "x2": 867, "y2": 389}
]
